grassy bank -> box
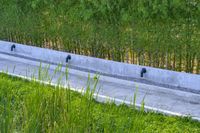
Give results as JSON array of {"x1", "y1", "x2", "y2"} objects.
[
  {"x1": 0, "y1": 0, "x2": 200, "y2": 73},
  {"x1": 0, "y1": 73, "x2": 200, "y2": 132}
]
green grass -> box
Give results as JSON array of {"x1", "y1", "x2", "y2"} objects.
[
  {"x1": 0, "y1": 73, "x2": 200, "y2": 132},
  {"x1": 0, "y1": 0, "x2": 200, "y2": 73}
]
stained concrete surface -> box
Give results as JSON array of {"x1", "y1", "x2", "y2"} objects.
[
  {"x1": 0, "y1": 53, "x2": 200, "y2": 121},
  {"x1": 0, "y1": 40, "x2": 200, "y2": 91}
]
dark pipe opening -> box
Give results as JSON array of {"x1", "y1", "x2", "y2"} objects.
[
  {"x1": 141, "y1": 68, "x2": 147, "y2": 77},
  {"x1": 11, "y1": 44, "x2": 16, "y2": 51},
  {"x1": 66, "y1": 55, "x2": 71, "y2": 63}
]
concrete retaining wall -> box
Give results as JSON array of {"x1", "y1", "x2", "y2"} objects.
[{"x1": 0, "y1": 40, "x2": 199, "y2": 91}]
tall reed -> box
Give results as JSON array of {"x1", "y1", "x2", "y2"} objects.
[{"x1": 0, "y1": 0, "x2": 199, "y2": 73}]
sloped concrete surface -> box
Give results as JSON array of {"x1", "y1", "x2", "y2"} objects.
[
  {"x1": 0, "y1": 53, "x2": 200, "y2": 121},
  {"x1": 0, "y1": 40, "x2": 200, "y2": 91}
]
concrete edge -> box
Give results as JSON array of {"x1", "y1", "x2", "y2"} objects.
[
  {"x1": 1, "y1": 52, "x2": 200, "y2": 98},
  {"x1": 1, "y1": 70, "x2": 199, "y2": 122},
  {"x1": 0, "y1": 40, "x2": 200, "y2": 91}
]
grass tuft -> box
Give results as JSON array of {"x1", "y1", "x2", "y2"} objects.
[{"x1": 0, "y1": 73, "x2": 200, "y2": 132}]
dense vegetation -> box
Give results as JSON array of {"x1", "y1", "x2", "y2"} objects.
[
  {"x1": 0, "y1": 0, "x2": 200, "y2": 73},
  {"x1": 0, "y1": 73, "x2": 200, "y2": 132}
]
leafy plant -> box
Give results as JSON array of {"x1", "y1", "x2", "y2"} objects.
[
  {"x1": 0, "y1": 72, "x2": 200, "y2": 132},
  {"x1": 0, "y1": 0, "x2": 199, "y2": 73}
]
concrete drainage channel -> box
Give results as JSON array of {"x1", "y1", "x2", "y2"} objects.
[{"x1": 0, "y1": 40, "x2": 200, "y2": 121}]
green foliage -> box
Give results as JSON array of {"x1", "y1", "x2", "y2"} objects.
[
  {"x1": 0, "y1": 73, "x2": 200, "y2": 132},
  {"x1": 0, "y1": 0, "x2": 200, "y2": 73}
]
